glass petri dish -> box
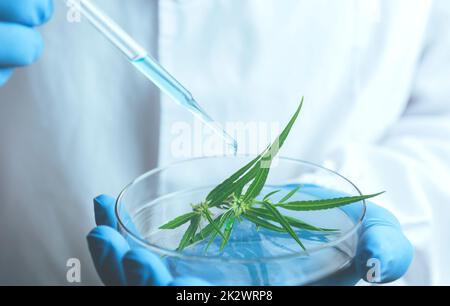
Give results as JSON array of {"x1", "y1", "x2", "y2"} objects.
[{"x1": 116, "y1": 156, "x2": 366, "y2": 285}]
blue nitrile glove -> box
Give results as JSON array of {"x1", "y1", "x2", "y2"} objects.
[
  {"x1": 88, "y1": 187, "x2": 413, "y2": 286},
  {"x1": 0, "y1": 0, "x2": 53, "y2": 85},
  {"x1": 284, "y1": 184, "x2": 414, "y2": 285},
  {"x1": 87, "y1": 194, "x2": 210, "y2": 286}
]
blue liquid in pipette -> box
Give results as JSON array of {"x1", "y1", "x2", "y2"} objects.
[{"x1": 131, "y1": 56, "x2": 238, "y2": 154}]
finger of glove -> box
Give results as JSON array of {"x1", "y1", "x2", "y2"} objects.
[
  {"x1": 355, "y1": 216, "x2": 413, "y2": 283},
  {"x1": 87, "y1": 226, "x2": 129, "y2": 286},
  {"x1": 94, "y1": 194, "x2": 118, "y2": 229},
  {"x1": 0, "y1": 23, "x2": 43, "y2": 67},
  {"x1": 0, "y1": 68, "x2": 13, "y2": 86},
  {"x1": 122, "y1": 249, "x2": 173, "y2": 286},
  {"x1": 0, "y1": 0, "x2": 53, "y2": 26},
  {"x1": 94, "y1": 194, "x2": 141, "y2": 238}
]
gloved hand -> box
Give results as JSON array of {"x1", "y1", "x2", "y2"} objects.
[
  {"x1": 291, "y1": 184, "x2": 414, "y2": 285},
  {"x1": 0, "y1": 0, "x2": 53, "y2": 85},
  {"x1": 87, "y1": 194, "x2": 210, "y2": 286},
  {"x1": 88, "y1": 188, "x2": 413, "y2": 286}
]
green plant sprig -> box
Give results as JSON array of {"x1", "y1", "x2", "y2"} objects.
[{"x1": 160, "y1": 98, "x2": 383, "y2": 252}]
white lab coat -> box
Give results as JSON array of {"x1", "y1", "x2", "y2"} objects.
[{"x1": 0, "y1": 0, "x2": 449, "y2": 285}]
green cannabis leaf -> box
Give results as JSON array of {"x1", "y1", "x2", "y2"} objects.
[
  {"x1": 276, "y1": 192, "x2": 385, "y2": 212},
  {"x1": 176, "y1": 215, "x2": 201, "y2": 251},
  {"x1": 279, "y1": 186, "x2": 302, "y2": 204},
  {"x1": 159, "y1": 212, "x2": 197, "y2": 230},
  {"x1": 261, "y1": 201, "x2": 306, "y2": 250},
  {"x1": 160, "y1": 98, "x2": 384, "y2": 253}
]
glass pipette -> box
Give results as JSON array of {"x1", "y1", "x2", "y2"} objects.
[{"x1": 63, "y1": 0, "x2": 238, "y2": 153}]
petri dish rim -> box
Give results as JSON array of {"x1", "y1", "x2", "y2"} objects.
[{"x1": 115, "y1": 156, "x2": 367, "y2": 264}]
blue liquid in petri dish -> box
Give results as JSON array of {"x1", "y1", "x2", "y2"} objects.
[{"x1": 137, "y1": 185, "x2": 356, "y2": 285}]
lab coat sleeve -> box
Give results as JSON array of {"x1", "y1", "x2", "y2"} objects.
[{"x1": 329, "y1": 1, "x2": 450, "y2": 285}]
